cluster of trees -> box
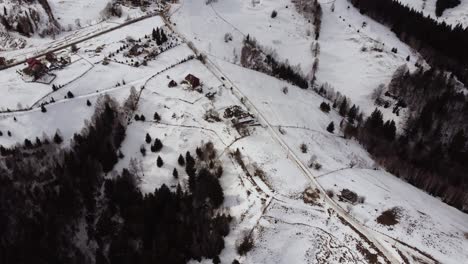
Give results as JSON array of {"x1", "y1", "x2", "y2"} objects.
[
  {"x1": 152, "y1": 27, "x2": 168, "y2": 46},
  {"x1": 350, "y1": 0, "x2": 468, "y2": 86},
  {"x1": 241, "y1": 36, "x2": 309, "y2": 88},
  {"x1": 103, "y1": 149, "x2": 230, "y2": 263},
  {"x1": 0, "y1": 95, "x2": 232, "y2": 263},
  {"x1": 345, "y1": 67, "x2": 468, "y2": 211}
]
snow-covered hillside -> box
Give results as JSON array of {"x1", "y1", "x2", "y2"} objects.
[
  {"x1": 0, "y1": 0, "x2": 467, "y2": 263},
  {"x1": 397, "y1": 0, "x2": 468, "y2": 27}
]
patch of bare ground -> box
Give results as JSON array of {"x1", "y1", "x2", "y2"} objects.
[
  {"x1": 376, "y1": 207, "x2": 402, "y2": 226},
  {"x1": 303, "y1": 187, "x2": 321, "y2": 206}
]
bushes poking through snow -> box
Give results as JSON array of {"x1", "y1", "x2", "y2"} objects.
[
  {"x1": 300, "y1": 143, "x2": 308, "y2": 153},
  {"x1": 320, "y1": 102, "x2": 330, "y2": 113},
  {"x1": 236, "y1": 231, "x2": 254, "y2": 255},
  {"x1": 150, "y1": 138, "x2": 163, "y2": 152}
]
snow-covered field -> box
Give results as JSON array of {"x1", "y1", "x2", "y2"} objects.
[
  {"x1": 0, "y1": 0, "x2": 467, "y2": 263},
  {"x1": 316, "y1": 0, "x2": 421, "y2": 115},
  {"x1": 209, "y1": 58, "x2": 468, "y2": 263}
]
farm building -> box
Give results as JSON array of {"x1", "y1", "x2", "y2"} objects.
[
  {"x1": 24, "y1": 58, "x2": 47, "y2": 79},
  {"x1": 184, "y1": 74, "x2": 200, "y2": 88}
]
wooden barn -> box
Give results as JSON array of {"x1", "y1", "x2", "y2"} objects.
[{"x1": 184, "y1": 74, "x2": 200, "y2": 88}]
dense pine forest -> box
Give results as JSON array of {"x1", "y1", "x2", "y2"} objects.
[
  {"x1": 343, "y1": 67, "x2": 468, "y2": 211},
  {"x1": 0, "y1": 96, "x2": 230, "y2": 264},
  {"x1": 350, "y1": 0, "x2": 468, "y2": 86}
]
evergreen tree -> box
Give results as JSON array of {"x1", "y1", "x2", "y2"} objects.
[
  {"x1": 339, "y1": 97, "x2": 348, "y2": 117},
  {"x1": 347, "y1": 104, "x2": 357, "y2": 124},
  {"x1": 151, "y1": 138, "x2": 163, "y2": 152},
  {"x1": 153, "y1": 112, "x2": 161, "y2": 122},
  {"x1": 41, "y1": 105, "x2": 47, "y2": 113},
  {"x1": 173, "y1": 168, "x2": 178, "y2": 179},
  {"x1": 327, "y1": 122, "x2": 335, "y2": 133},
  {"x1": 196, "y1": 147, "x2": 203, "y2": 159},
  {"x1": 87, "y1": 100, "x2": 92, "y2": 106},
  {"x1": 157, "y1": 156, "x2": 164, "y2": 167},
  {"x1": 24, "y1": 139, "x2": 32, "y2": 148},
  {"x1": 67, "y1": 91, "x2": 74, "y2": 98},
  {"x1": 53, "y1": 132, "x2": 63, "y2": 144},
  {"x1": 383, "y1": 120, "x2": 396, "y2": 141},
  {"x1": 178, "y1": 154, "x2": 185, "y2": 166},
  {"x1": 35, "y1": 137, "x2": 42, "y2": 147},
  {"x1": 145, "y1": 133, "x2": 152, "y2": 144}
]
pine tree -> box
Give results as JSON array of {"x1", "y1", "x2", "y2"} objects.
[
  {"x1": 383, "y1": 120, "x2": 396, "y2": 141},
  {"x1": 347, "y1": 104, "x2": 357, "y2": 124},
  {"x1": 196, "y1": 147, "x2": 203, "y2": 159},
  {"x1": 140, "y1": 115, "x2": 146, "y2": 121},
  {"x1": 67, "y1": 91, "x2": 74, "y2": 98},
  {"x1": 24, "y1": 139, "x2": 33, "y2": 148},
  {"x1": 41, "y1": 105, "x2": 47, "y2": 113},
  {"x1": 135, "y1": 114, "x2": 140, "y2": 121},
  {"x1": 339, "y1": 97, "x2": 348, "y2": 117},
  {"x1": 86, "y1": 100, "x2": 92, "y2": 106},
  {"x1": 172, "y1": 168, "x2": 178, "y2": 179},
  {"x1": 157, "y1": 156, "x2": 164, "y2": 167},
  {"x1": 7, "y1": 131, "x2": 11, "y2": 137},
  {"x1": 35, "y1": 137, "x2": 42, "y2": 147},
  {"x1": 153, "y1": 112, "x2": 161, "y2": 122},
  {"x1": 53, "y1": 132, "x2": 63, "y2": 144},
  {"x1": 327, "y1": 122, "x2": 335, "y2": 133},
  {"x1": 160, "y1": 29, "x2": 168, "y2": 43},
  {"x1": 151, "y1": 138, "x2": 163, "y2": 152},
  {"x1": 178, "y1": 154, "x2": 185, "y2": 166},
  {"x1": 145, "y1": 133, "x2": 152, "y2": 144}
]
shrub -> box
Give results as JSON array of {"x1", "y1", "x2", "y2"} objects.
[
  {"x1": 282, "y1": 86, "x2": 288, "y2": 94},
  {"x1": 140, "y1": 145, "x2": 146, "y2": 156},
  {"x1": 325, "y1": 189, "x2": 334, "y2": 198},
  {"x1": 271, "y1": 10, "x2": 277, "y2": 18},
  {"x1": 314, "y1": 162, "x2": 322, "y2": 170},
  {"x1": 300, "y1": 143, "x2": 308, "y2": 153},
  {"x1": 357, "y1": 195, "x2": 366, "y2": 204},
  {"x1": 319, "y1": 102, "x2": 331, "y2": 113},
  {"x1": 236, "y1": 232, "x2": 254, "y2": 255}
]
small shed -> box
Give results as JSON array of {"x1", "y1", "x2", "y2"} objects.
[
  {"x1": 168, "y1": 80, "x2": 177, "y2": 87},
  {"x1": 184, "y1": 74, "x2": 200, "y2": 88}
]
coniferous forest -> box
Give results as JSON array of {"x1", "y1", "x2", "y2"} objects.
[
  {"x1": 0, "y1": 96, "x2": 230, "y2": 264},
  {"x1": 344, "y1": 67, "x2": 468, "y2": 211},
  {"x1": 351, "y1": 0, "x2": 468, "y2": 85}
]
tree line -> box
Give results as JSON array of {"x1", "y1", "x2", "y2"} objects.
[
  {"x1": 342, "y1": 67, "x2": 468, "y2": 211},
  {"x1": 0, "y1": 95, "x2": 231, "y2": 263},
  {"x1": 350, "y1": 0, "x2": 468, "y2": 86}
]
